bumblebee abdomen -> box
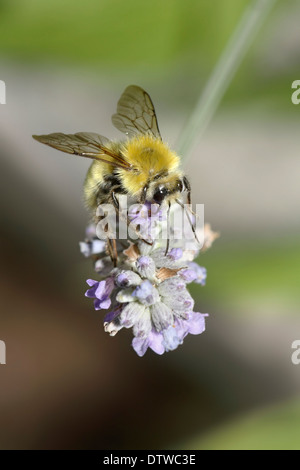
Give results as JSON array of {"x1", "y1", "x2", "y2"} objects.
[
  {"x1": 84, "y1": 160, "x2": 127, "y2": 210},
  {"x1": 84, "y1": 161, "x2": 108, "y2": 209}
]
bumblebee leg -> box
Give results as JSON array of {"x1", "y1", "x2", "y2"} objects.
[
  {"x1": 112, "y1": 239, "x2": 118, "y2": 266},
  {"x1": 107, "y1": 238, "x2": 118, "y2": 267},
  {"x1": 164, "y1": 201, "x2": 171, "y2": 256},
  {"x1": 183, "y1": 176, "x2": 191, "y2": 207},
  {"x1": 106, "y1": 237, "x2": 113, "y2": 260},
  {"x1": 176, "y1": 198, "x2": 200, "y2": 245},
  {"x1": 111, "y1": 190, "x2": 119, "y2": 210},
  {"x1": 139, "y1": 183, "x2": 149, "y2": 204},
  {"x1": 181, "y1": 177, "x2": 198, "y2": 218}
]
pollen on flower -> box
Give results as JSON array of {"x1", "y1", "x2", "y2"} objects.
[{"x1": 80, "y1": 203, "x2": 218, "y2": 356}]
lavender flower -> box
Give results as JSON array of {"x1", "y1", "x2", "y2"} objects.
[
  {"x1": 85, "y1": 277, "x2": 114, "y2": 310},
  {"x1": 79, "y1": 224, "x2": 106, "y2": 257},
  {"x1": 128, "y1": 202, "x2": 164, "y2": 241},
  {"x1": 81, "y1": 203, "x2": 218, "y2": 356},
  {"x1": 180, "y1": 263, "x2": 207, "y2": 285}
]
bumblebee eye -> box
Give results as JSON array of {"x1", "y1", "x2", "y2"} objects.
[
  {"x1": 153, "y1": 186, "x2": 168, "y2": 204},
  {"x1": 177, "y1": 180, "x2": 184, "y2": 192}
]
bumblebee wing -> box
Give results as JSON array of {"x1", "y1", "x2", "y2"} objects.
[
  {"x1": 32, "y1": 132, "x2": 132, "y2": 170},
  {"x1": 112, "y1": 85, "x2": 161, "y2": 139}
]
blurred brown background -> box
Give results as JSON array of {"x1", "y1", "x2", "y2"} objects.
[{"x1": 1, "y1": 0, "x2": 300, "y2": 450}]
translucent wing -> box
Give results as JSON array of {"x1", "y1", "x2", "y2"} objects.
[
  {"x1": 112, "y1": 85, "x2": 161, "y2": 139},
  {"x1": 32, "y1": 132, "x2": 132, "y2": 170}
]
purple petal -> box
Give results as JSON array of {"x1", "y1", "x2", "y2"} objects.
[
  {"x1": 148, "y1": 330, "x2": 165, "y2": 355},
  {"x1": 115, "y1": 272, "x2": 141, "y2": 288},
  {"x1": 85, "y1": 280, "x2": 99, "y2": 298},
  {"x1": 90, "y1": 239, "x2": 106, "y2": 255},
  {"x1": 128, "y1": 204, "x2": 148, "y2": 223},
  {"x1": 180, "y1": 269, "x2": 198, "y2": 283},
  {"x1": 95, "y1": 281, "x2": 106, "y2": 299},
  {"x1": 99, "y1": 298, "x2": 112, "y2": 310},
  {"x1": 104, "y1": 306, "x2": 122, "y2": 323},
  {"x1": 80, "y1": 241, "x2": 92, "y2": 257},
  {"x1": 85, "y1": 224, "x2": 96, "y2": 240},
  {"x1": 86, "y1": 279, "x2": 98, "y2": 287},
  {"x1": 94, "y1": 299, "x2": 102, "y2": 310},
  {"x1": 116, "y1": 273, "x2": 129, "y2": 286},
  {"x1": 173, "y1": 318, "x2": 189, "y2": 341},
  {"x1": 95, "y1": 277, "x2": 115, "y2": 300},
  {"x1": 188, "y1": 312, "x2": 207, "y2": 335},
  {"x1": 93, "y1": 297, "x2": 111, "y2": 310},
  {"x1": 132, "y1": 336, "x2": 149, "y2": 357},
  {"x1": 188, "y1": 263, "x2": 207, "y2": 285},
  {"x1": 85, "y1": 287, "x2": 97, "y2": 298},
  {"x1": 132, "y1": 280, "x2": 153, "y2": 300},
  {"x1": 132, "y1": 329, "x2": 165, "y2": 356},
  {"x1": 137, "y1": 256, "x2": 151, "y2": 268},
  {"x1": 162, "y1": 325, "x2": 183, "y2": 351},
  {"x1": 148, "y1": 203, "x2": 166, "y2": 222},
  {"x1": 168, "y1": 248, "x2": 183, "y2": 261},
  {"x1": 80, "y1": 239, "x2": 106, "y2": 257}
]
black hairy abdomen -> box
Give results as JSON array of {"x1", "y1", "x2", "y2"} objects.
[{"x1": 100, "y1": 173, "x2": 127, "y2": 195}]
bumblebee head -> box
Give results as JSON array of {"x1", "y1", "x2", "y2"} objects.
[
  {"x1": 152, "y1": 179, "x2": 184, "y2": 204},
  {"x1": 144, "y1": 175, "x2": 191, "y2": 206}
]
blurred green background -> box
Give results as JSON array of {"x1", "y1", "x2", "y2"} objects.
[{"x1": 1, "y1": 0, "x2": 300, "y2": 450}]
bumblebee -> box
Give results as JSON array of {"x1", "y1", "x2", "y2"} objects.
[
  {"x1": 33, "y1": 85, "x2": 194, "y2": 260},
  {"x1": 33, "y1": 85, "x2": 192, "y2": 207}
]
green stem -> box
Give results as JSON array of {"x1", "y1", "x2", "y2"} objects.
[{"x1": 177, "y1": 0, "x2": 277, "y2": 163}]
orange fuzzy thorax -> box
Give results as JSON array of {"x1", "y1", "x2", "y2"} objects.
[{"x1": 120, "y1": 135, "x2": 180, "y2": 196}]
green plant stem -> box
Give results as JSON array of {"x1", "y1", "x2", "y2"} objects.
[{"x1": 178, "y1": 0, "x2": 277, "y2": 163}]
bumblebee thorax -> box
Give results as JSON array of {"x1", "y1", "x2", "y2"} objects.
[{"x1": 123, "y1": 135, "x2": 180, "y2": 174}]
